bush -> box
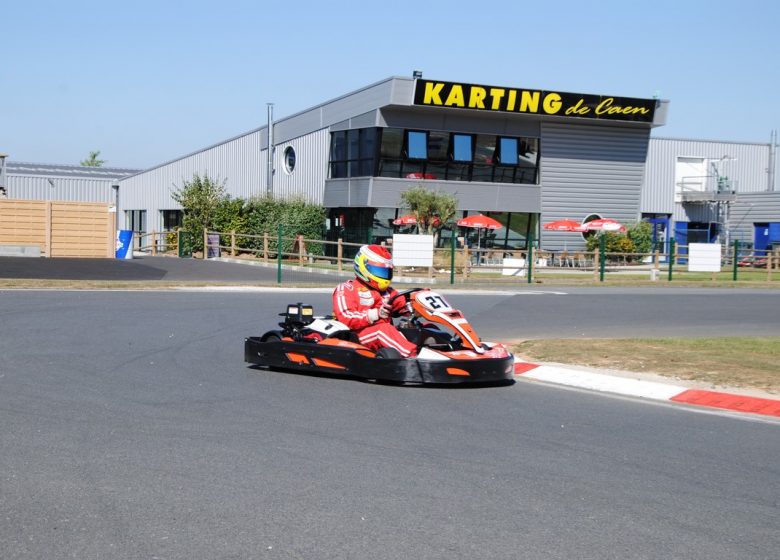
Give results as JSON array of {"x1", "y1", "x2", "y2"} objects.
[
  {"x1": 244, "y1": 196, "x2": 326, "y2": 256},
  {"x1": 171, "y1": 174, "x2": 227, "y2": 252}
]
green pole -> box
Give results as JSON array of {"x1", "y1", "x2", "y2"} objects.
[
  {"x1": 527, "y1": 232, "x2": 534, "y2": 284},
  {"x1": 450, "y1": 231, "x2": 456, "y2": 285},
  {"x1": 277, "y1": 223, "x2": 283, "y2": 285},
  {"x1": 732, "y1": 239, "x2": 739, "y2": 282},
  {"x1": 668, "y1": 238, "x2": 675, "y2": 282},
  {"x1": 599, "y1": 234, "x2": 606, "y2": 282}
]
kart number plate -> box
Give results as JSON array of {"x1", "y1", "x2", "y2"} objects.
[{"x1": 416, "y1": 291, "x2": 451, "y2": 312}]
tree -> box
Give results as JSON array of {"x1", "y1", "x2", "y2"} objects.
[
  {"x1": 171, "y1": 174, "x2": 227, "y2": 250},
  {"x1": 80, "y1": 150, "x2": 105, "y2": 167},
  {"x1": 399, "y1": 185, "x2": 458, "y2": 236}
]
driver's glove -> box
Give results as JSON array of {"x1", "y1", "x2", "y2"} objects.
[{"x1": 378, "y1": 301, "x2": 393, "y2": 320}]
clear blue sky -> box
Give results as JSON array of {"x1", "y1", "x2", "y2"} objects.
[{"x1": 2, "y1": 0, "x2": 778, "y2": 169}]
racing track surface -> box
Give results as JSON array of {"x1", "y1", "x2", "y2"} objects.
[{"x1": 1, "y1": 290, "x2": 778, "y2": 559}]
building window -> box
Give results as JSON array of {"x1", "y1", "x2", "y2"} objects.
[
  {"x1": 284, "y1": 146, "x2": 296, "y2": 174},
  {"x1": 330, "y1": 127, "x2": 540, "y2": 184},
  {"x1": 329, "y1": 128, "x2": 378, "y2": 179},
  {"x1": 406, "y1": 131, "x2": 428, "y2": 159},
  {"x1": 161, "y1": 210, "x2": 182, "y2": 231}
]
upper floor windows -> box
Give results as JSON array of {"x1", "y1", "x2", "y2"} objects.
[{"x1": 329, "y1": 127, "x2": 540, "y2": 184}]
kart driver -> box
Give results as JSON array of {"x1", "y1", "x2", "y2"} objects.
[{"x1": 332, "y1": 244, "x2": 418, "y2": 358}]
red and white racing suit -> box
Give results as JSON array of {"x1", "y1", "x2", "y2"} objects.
[{"x1": 332, "y1": 279, "x2": 417, "y2": 357}]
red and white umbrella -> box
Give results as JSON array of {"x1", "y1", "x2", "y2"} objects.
[
  {"x1": 583, "y1": 218, "x2": 626, "y2": 233},
  {"x1": 542, "y1": 219, "x2": 587, "y2": 232},
  {"x1": 457, "y1": 214, "x2": 502, "y2": 253},
  {"x1": 456, "y1": 214, "x2": 502, "y2": 230},
  {"x1": 392, "y1": 214, "x2": 418, "y2": 226}
]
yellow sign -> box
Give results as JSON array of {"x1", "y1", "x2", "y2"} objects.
[{"x1": 413, "y1": 80, "x2": 655, "y2": 123}]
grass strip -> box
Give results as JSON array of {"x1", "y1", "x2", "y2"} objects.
[{"x1": 512, "y1": 337, "x2": 780, "y2": 396}]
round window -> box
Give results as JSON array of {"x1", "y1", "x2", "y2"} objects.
[
  {"x1": 581, "y1": 213, "x2": 602, "y2": 239},
  {"x1": 284, "y1": 146, "x2": 296, "y2": 174}
]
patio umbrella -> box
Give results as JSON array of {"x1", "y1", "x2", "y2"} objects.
[
  {"x1": 583, "y1": 218, "x2": 626, "y2": 233},
  {"x1": 457, "y1": 214, "x2": 503, "y2": 230},
  {"x1": 542, "y1": 219, "x2": 587, "y2": 232},
  {"x1": 457, "y1": 214, "x2": 503, "y2": 253},
  {"x1": 392, "y1": 214, "x2": 418, "y2": 226}
]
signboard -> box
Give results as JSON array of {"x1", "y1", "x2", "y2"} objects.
[
  {"x1": 392, "y1": 234, "x2": 434, "y2": 267},
  {"x1": 688, "y1": 243, "x2": 722, "y2": 272},
  {"x1": 414, "y1": 79, "x2": 656, "y2": 123}
]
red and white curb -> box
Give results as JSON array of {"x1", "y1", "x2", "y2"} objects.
[{"x1": 514, "y1": 362, "x2": 780, "y2": 418}]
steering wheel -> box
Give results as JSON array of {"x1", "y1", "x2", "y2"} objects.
[
  {"x1": 386, "y1": 287, "x2": 425, "y2": 321},
  {"x1": 388, "y1": 287, "x2": 424, "y2": 305}
]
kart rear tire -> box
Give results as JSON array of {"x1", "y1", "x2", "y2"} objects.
[{"x1": 261, "y1": 332, "x2": 282, "y2": 343}]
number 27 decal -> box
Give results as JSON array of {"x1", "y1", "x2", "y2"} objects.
[{"x1": 423, "y1": 294, "x2": 450, "y2": 310}]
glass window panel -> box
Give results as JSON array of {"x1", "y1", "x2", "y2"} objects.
[
  {"x1": 349, "y1": 160, "x2": 361, "y2": 177},
  {"x1": 330, "y1": 131, "x2": 347, "y2": 162},
  {"x1": 360, "y1": 128, "x2": 376, "y2": 159},
  {"x1": 407, "y1": 131, "x2": 427, "y2": 159},
  {"x1": 447, "y1": 162, "x2": 470, "y2": 181},
  {"x1": 330, "y1": 161, "x2": 347, "y2": 178},
  {"x1": 452, "y1": 134, "x2": 472, "y2": 162},
  {"x1": 494, "y1": 167, "x2": 515, "y2": 183},
  {"x1": 377, "y1": 159, "x2": 401, "y2": 178},
  {"x1": 380, "y1": 128, "x2": 403, "y2": 157},
  {"x1": 428, "y1": 131, "x2": 449, "y2": 160},
  {"x1": 348, "y1": 129, "x2": 360, "y2": 162},
  {"x1": 471, "y1": 164, "x2": 493, "y2": 182},
  {"x1": 425, "y1": 161, "x2": 447, "y2": 180},
  {"x1": 474, "y1": 135, "x2": 496, "y2": 164},
  {"x1": 402, "y1": 161, "x2": 423, "y2": 178},
  {"x1": 499, "y1": 137, "x2": 518, "y2": 165}
]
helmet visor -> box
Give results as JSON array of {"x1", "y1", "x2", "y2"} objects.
[{"x1": 366, "y1": 262, "x2": 393, "y2": 280}]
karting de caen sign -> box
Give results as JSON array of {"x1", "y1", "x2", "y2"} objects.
[{"x1": 413, "y1": 79, "x2": 656, "y2": 123}]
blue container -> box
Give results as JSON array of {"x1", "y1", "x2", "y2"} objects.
[{"x1": 115, "y1": 230, "x2": 134, "y2": 259}]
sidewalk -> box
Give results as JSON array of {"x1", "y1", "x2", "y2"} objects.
[{"x1": 514, "y1": 360, "x2": 780, "y2": 419}]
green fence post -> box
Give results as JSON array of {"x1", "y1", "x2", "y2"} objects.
[
  {"x1": 450, "y1": 232, "x2": 456, "y2": 285},
  {"x1": 599, "y1": 234, "x2": 606, "y2": 282},
  {"x1": 277, "y1": 223, "x2": 283, "y2": 285},
  {"x1": 527, "y1": 232, "x2": 534, "y2": 284},
  {"x1": 668, "y1": 238, "x2": 675, "y2": 281},
  {"x1": 732, "y1": 239, "x2": 739, "y2": 282}
]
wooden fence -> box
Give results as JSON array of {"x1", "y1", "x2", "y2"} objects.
[{"x1": 0, "y1": 199, "x2": 115, "y2": 257}]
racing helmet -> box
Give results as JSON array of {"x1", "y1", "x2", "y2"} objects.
[{"x1": 354, "y1": 244, "x2": 393, "y2": 291}]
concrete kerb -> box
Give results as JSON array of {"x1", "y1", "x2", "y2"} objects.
[{"x1": 513, "y1": 360, "x2": 780, "y2": 419}]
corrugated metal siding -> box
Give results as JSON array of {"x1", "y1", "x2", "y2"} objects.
[
  {"x1": 540, "y1": 122, "x2": 649, "y2": 250},
  {"x1": 272, "y1": 129, "x2": 330, "y2": 203},
  {"x1": 7, "y1": 175, "x2": 115, "y2": 203},
  {"x1": 643, "y1": 137, "x2": 772, "y2": 214},
  {"x1": 729, "y1": 192, "x2": 780, "y2": 243},
  {"x1": 120, "y1": 130, "x2": 263, "y2": 230}
]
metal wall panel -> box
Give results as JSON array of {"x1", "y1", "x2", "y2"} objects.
[
  {"x1": 7, "y1": 175, "x2": 115, "y2": 203},
  {"x1": 325, "y1": 178, "x2": 542, "y2": 212},
  {"x1": 643, "y1": 137, "x2": 773, "y2": 214},
  {"x1": 272, "y1": 128, "x2": 330, "y2": 203},
  {"x1": 380, "y1": 107, "x2": 541, "y2": 137},
  {"x1": 729, "y1": 192, "x2": 780, "y2": 243},
  {"x1": 120, "y1": 130, "x2": 263, "y2": 230},
  {"x1": 540, "y1": 122, "x2": 650, "y2": 250}
]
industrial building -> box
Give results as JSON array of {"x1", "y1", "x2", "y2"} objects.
[{"x1": 2, "y1": 75, "x2": 778, "y2": 255}]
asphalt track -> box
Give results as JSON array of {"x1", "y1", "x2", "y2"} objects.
[{"x1": 1, "y1": 289, "x2": 778, "y2": 560}]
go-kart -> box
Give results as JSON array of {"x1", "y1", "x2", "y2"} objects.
[{"x1": 244, "y1": 288, "x2": 515, "y2": 385}]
